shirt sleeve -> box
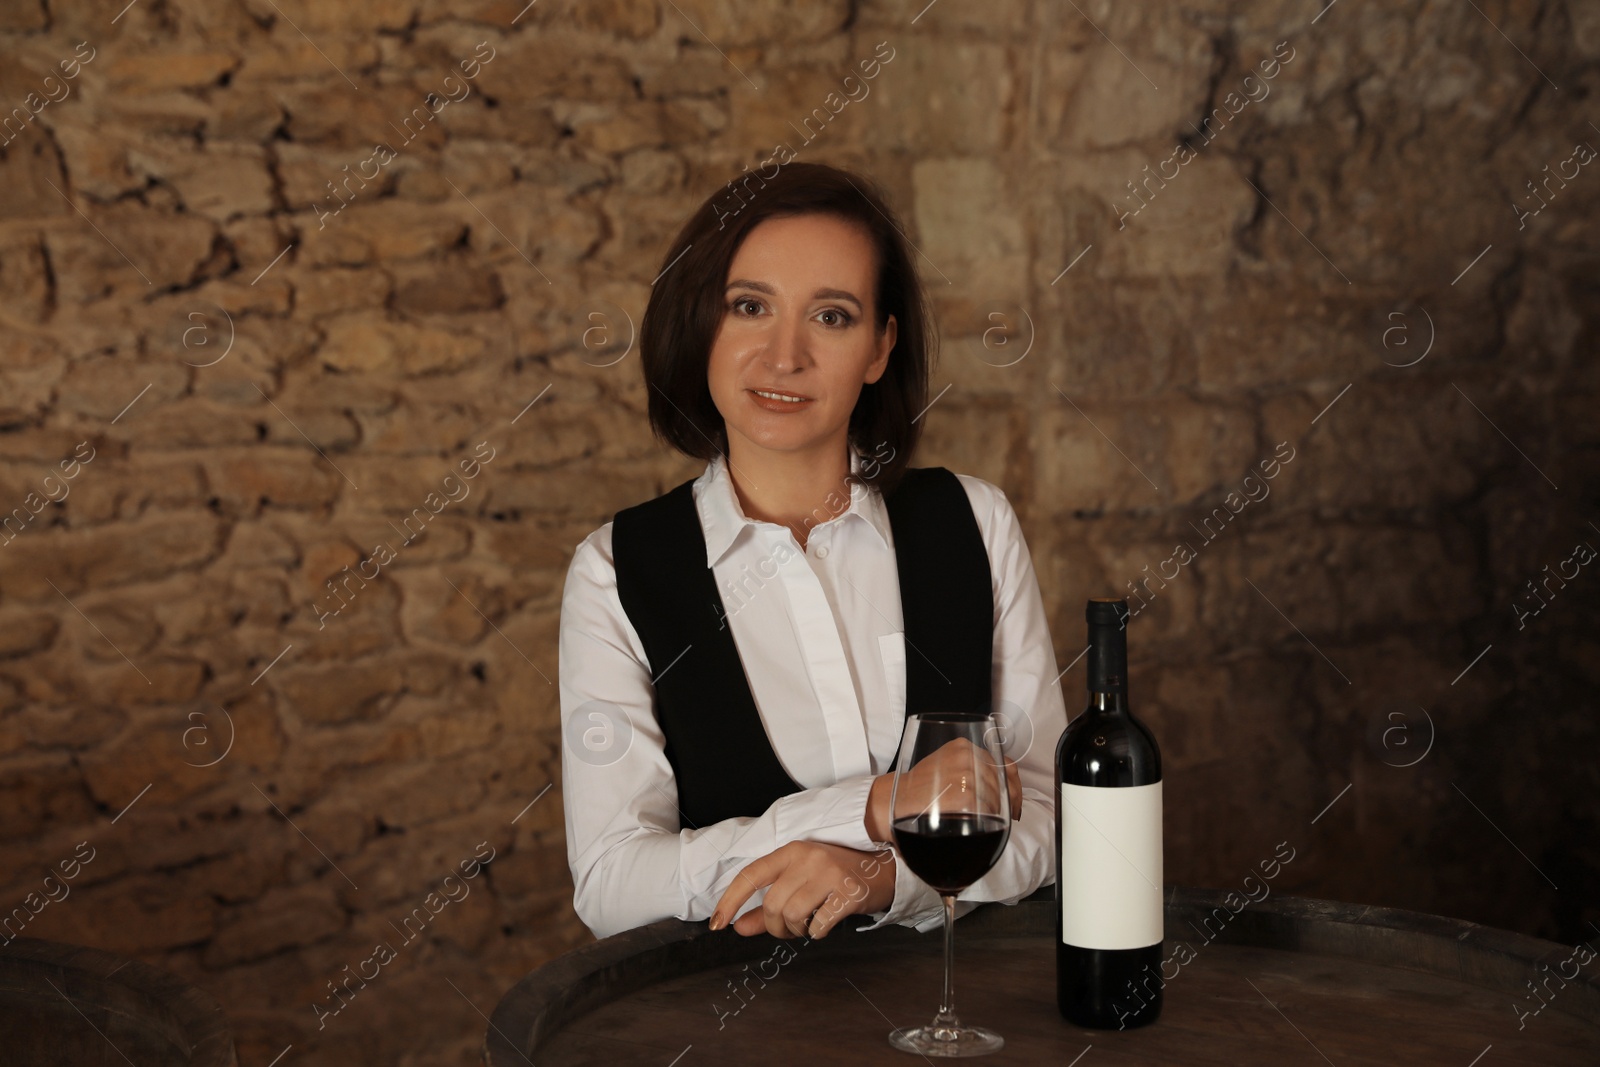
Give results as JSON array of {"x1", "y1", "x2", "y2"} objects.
[
  {"x1": 560, "y1": 524, "x2": 887, "y2": 941},
  {"x1": 852, "y1": 475, "x2": 1068, "y2": 934}
]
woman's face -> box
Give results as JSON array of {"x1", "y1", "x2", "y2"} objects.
[{"x1": 707, "y1": 213, "x2": 897, "y2": 461}]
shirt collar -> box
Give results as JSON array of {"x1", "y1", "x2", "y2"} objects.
[{"x1": 695, "y1": 444, "x2": 894, "y2": 568}]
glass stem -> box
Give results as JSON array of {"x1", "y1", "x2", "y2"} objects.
[{"x1": 933, "y1": 893, "x2": 960, "y2": 1029}]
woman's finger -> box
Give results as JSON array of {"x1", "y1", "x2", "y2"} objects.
[
  {"x1": 731, "y1": 907, "x2": 768, "y2": 936},
  {"x1": 781, "y1": 891, "x2": 819, "y2": 939},
  {"x1": 761, "y1": 876, "x2": 807, "y2": 939},
  {"x1": 730, "y1": 877, "x2": 795, "y2": 937},
  {"x1": 772, "y1": 865, "x2": 855, "y2": 939},
  {"x1": 712, "y1": 849, "x2": 785, "y2": 930},
  {"x1": 805, "y1": 891, "x2": 840, "y2": 938}
]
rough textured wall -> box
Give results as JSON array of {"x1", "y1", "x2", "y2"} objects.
[{"x1": 0, "y1": 0, "x2": 1595, "y2": 1063}]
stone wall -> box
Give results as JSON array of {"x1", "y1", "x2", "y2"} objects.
[{"x1": 0, "y1": 0, "x2": 1596, "y2": 1062}]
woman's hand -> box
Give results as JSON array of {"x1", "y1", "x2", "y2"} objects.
[
  {"x1": 864, "y1": 739, "x2": 1023, "y2": 842},
  {"x1": 710, "y1": 841, "x2": 897, "y2": 939}
]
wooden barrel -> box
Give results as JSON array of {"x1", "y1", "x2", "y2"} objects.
[
  {"x1": 0, "y1": 937, "x2": 235, "y2": 1066},
  {"x1": 486, "y1": 886, "x2": 1600, "y2": 1065}
]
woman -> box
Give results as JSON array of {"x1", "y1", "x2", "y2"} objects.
[{"x1": 559, "y1": 162, "x2": 1068, "y2": 941}]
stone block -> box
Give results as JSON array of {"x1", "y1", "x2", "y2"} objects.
[
  {"x1": 206, "y1": 90, "x2": 284, "y2": 142},
  {"x1": 1057, "y1": 146, "x2": 1257, "y2": 279},
  {"x1": 0, "y1": 511, "x2": 223, "y2": 601},
  {"x1": 1161, "y1": 398, "x2": 1263, "y2": 503},
  {"x1": 1200, "y1": 521, "x2": 1483, "y2": 650},
  {"x1": 0, "y1": 752, "x2": 95, "y2": 839},
  {"x1": 391, "y1": 259, "x2": 504, "y2": 315},
  {"x1": 0, "y1": 235, "x2": 53, "y2": 323},
  {"x1": 414, "y1": 701, "x2": 502, "y2": 760},
  {"x1": 203, "y1": 448, "x2": 347, "y2": 512},
  {"x1": 126, "y1": 140, "x2": 276, "y2": 222},
  {"x1": 104, "y1": 53, "x2": 238, "y2": 94},
  {"x1": 838, "y1": 40, "x2": 1010, "y2": 155},
  {"x1": 290, "y1": 722, "x2": 423, "y2": 802},
  {"x1": 913, "y1": 400, "x2": 1023, "y2": 497},
  {"x1": 1036, "y1": 33, "x2": 1213, "y2": 151},
  {"x1": 189, "y1": 846, "x2": 292, "y2": 908},
  {"x1": 911, "y1": 158, "x2": 1028, "y2": 298},
  {"x1": 28, "y1": 872, "x2": 217, "y2": 954},
  {"x1": 62, "y1": 458, "x2": 207, "y2": 526},
  {"x1": 55, "y1": 707, "x2": 186, "y2": 801},
  {"x1": 335, "y1": 809, "x2": 495, "y2": 907},
  {"x1": 204, "y1": 882, "x2": 348, "y2": 967},
  {"x1": 128, "y1": 402, "x2": 264, "y2": 450},
  {"x1": 273, "y1": 142, "x2": 398, "y2": 213},
  {"x1": 879, "y1": 0, "x2": 1036, "y2": 38},
  {"x1": 618, "y1": 149, "x2": 687, "y2": 195},
  {"x1": 253, "y1": 0, "x2": 414, "y2": 31},
  {"x1": 0, "y1": 2, "x2": 47, "y2": 30},
  {"x1": 571, "y1": 98, "x2": 713, "y2": 155},
  {"x1": 315, "y1": 309, "x2": 487, "y2": 376},
  {"x1": 53, "y1": 199, "x2": 217, "y2": 293},
  {"x1": 478, "y1": 462, "x2": 666, "y2": 517},
  {"x1": 661, "y1": 0, "x2": 849, "y2": 46},
  {"x1": 1032, "y1": 400, "x2": 1162, "y2": 515},
  {"x1": 299, "y1": 199, "x2": 469, "y2": 267},
  {"x1": 326, "y1": 759, "x2": 492, "y2": 846},
  {"x1": 457, "y1": 183, "x2": 605, "y2": 272},
  {"x1": 1260, "y1": 383, "x2": 1489, "y2": 513},
  {"x1": 480, "y1": 518, "x2": 597, "y2": 572},
  {"x1": 1079, "y1": 519, "x2": 1207, "y2": 649},
  {"x1": 0, "y1": 612, "x2": 58, "y2": 659},
  {"x1": 568, "y1": 0, "x2": 659, "y2": 38},
  {"x1": 490, "y1": 838, "x2": 571, "y2": 897},
  {"x1": 392, "y1": 143, "x2": 518, "y2": 202},
  {"x1": 12, "y1": 703, "x2": 123, "y2": 755},
  {"x1": 472, "y1": 44, "x2": 634, "y2": 106},
  {"x1": 274, "y1": 655, "x2": 407, "y2": 727},
  {"x1": 43, "y1": 122, "x2": 122, "y2": 214},
  {"x1": 0, "y1": 337, "x2": 63, "y2": 424},
  {"x1": 393, "y1": 570, "x2": 489, "y2": 646},
  {"x1": 56, "y1": 355, "x2": 187, "y2": 423}
]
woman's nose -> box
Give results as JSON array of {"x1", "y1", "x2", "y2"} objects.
[{"x1": 758, "y1": 310, "x2": 812, "y2": 371}]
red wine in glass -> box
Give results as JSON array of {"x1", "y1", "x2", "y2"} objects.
[
  {"x1": 886, "y1": 712, "x2": 1013, "y2": 1057},
  {"x1": 890, "y1": 813, "x2": 1009, "y2": 895}
]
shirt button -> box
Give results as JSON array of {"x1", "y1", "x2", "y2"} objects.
[{"x1": 815, "y1": 545, "x2": 829, "y2": 559}]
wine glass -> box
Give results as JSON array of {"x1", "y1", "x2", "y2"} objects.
[{"x1": 886, "y1": 712, "x2": 1013, "y2": 1057}]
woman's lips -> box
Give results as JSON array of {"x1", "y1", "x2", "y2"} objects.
[{"x1": 748, "y1": 388, "x2": 815, "y2": 413}]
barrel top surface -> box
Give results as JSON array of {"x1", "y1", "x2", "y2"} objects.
[{"x1": 488, "y1": 887, "x2": 1600, "y2": 1067}]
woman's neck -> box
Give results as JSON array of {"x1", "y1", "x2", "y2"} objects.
[{"x1": 724, "y1": 436, "x2": 854, "y2": 550}]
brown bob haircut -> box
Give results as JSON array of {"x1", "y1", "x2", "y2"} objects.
[{"x1": 640, "y1": 161, "x2": 933, "y2": 498}]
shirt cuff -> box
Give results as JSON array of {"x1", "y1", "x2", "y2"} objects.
[
  {"x1": 854, "y1": 849, "x2": 949, "y2": 932},
  {"x1": 769, "y1": 773, "x2": 879, "y2": 853}
]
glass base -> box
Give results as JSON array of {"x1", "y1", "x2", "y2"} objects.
[{"x1": 889, "y1": 1023, "x2": 1004, "y2": 1057}]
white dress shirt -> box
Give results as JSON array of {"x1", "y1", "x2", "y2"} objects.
[{"x1": 559, "y1": 444, "x2": 1070, "y2": 940}]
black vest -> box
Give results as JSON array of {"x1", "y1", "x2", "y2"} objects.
[{"x1": 611, "y1": 465, "x2": 993, "y2": 830}]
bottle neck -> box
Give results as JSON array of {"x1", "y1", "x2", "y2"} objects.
[
  {"x1": 1087, "y1": 689, "x2": 1128, "y2": 715},
  {"x1": 1085, "y1": 619, "x2": 1129, "y2": 714}
]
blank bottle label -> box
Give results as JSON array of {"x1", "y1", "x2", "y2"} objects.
[{"x1": 1060, "y1": 781, "x2": 1163, "y2": 949}]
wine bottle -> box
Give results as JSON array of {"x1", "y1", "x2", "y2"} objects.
[{"x1": 1055, "y1": 597, "x2": 1164, "y2": 1029}]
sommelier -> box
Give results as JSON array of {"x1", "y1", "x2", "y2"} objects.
[{"x1": 558, "y1": 163, "x2": 1070, "y2": 942}]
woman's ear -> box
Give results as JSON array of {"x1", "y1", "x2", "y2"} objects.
[{"x1": 865, "y1": 313, "x2": 896, "y2": 385}]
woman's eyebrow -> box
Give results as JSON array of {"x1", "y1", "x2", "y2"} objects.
[{"x1": 725, "y1": 279, "x2": 863, "y2": 313}]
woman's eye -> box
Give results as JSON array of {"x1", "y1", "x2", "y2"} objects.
[{"x1": 818, "y1": 309, "x2": 852, "y2": 327}]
